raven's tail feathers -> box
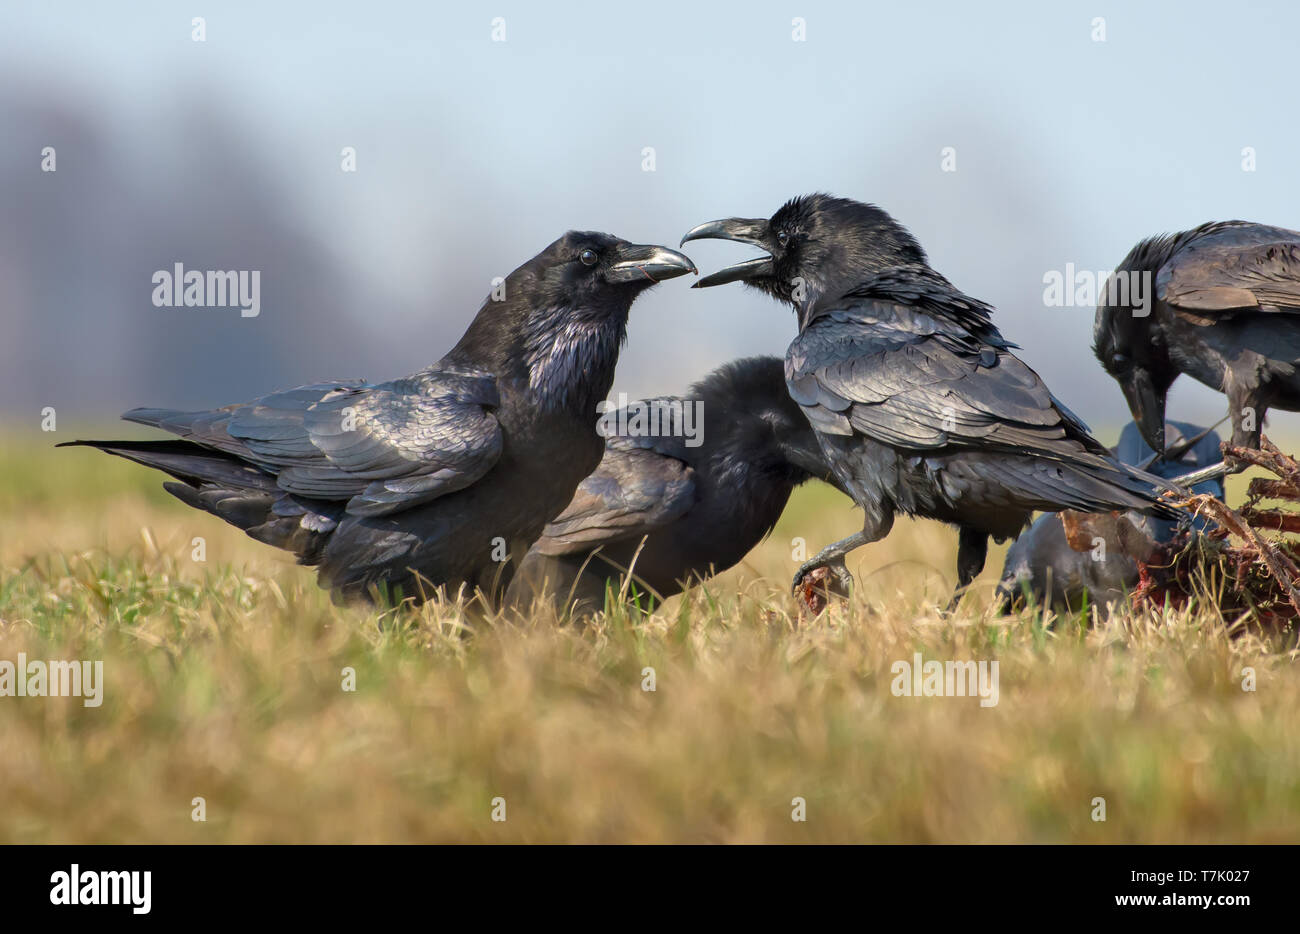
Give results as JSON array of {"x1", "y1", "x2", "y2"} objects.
[
  {"x1": 58, "y1": 439, "x2": 277, "y2": 491},
  {"x1": 59, "y1": 439, "x2": 337, "y2": 565},
  {"x1": 1068, "y1": 455, "x2": 1185, "y2": 521}
]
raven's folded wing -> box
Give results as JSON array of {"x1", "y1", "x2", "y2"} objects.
[
  {"x1": 1158, "y1": 228, "x2": 1300, "y2": 316},
  {"x1": 123, "y1": 365, "x2": 503, "y2": 517},
  {"x1": 786, "y1": 291, "x2": 1106, "y2": 457},
  {"x1": 531, "y1": 440, "x2": 696, "y2": 557}
]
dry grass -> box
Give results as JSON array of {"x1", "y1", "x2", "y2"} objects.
[{"x1": 1, "y1": 431, "x2": 1297, "y2": 843}]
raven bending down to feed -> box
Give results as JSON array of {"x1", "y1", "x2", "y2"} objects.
[
  {"x1": 63, "y1": 233, "x2": 696, "y2": 604},
  {"x1": 1094, "y1": 220, "x2": 1300, "y2": 452},
  {"x1": 684, "y1": 194, "x2": 1180, "y2": 608},
  {"x1": 503, "y1": 356, "x2": 844, "y2": 618}
]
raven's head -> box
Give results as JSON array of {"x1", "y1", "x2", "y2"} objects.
[
  {"x1": 463, "y1": 231, "x2": 698, "y2": 337},
  {"x1": 1093, "y1": 239, "x2": 1177, "y2": 453},
  {"x1": 513, "y1": 231, "x2": 698, "y2": 309},
  {"x1": 453, "y1": 232, "x2": 695, "y2": 411},
  {"x1": 681, "y1": 194, "x2": 928, "y2": 308}
]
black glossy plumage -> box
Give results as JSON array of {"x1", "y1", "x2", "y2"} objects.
[
  {"x1": 503, "y1": 356, "x2": 841, "y2": 617},
  {"x1": 685, "y1": 194, "x2": 1179, "y2": 604},
  {"x1": 62, "y1": 232, "x2": 695, "y2": 603},
  {"x1": 1094, "y1": 220, "x2": 1300, "y2": 451}
]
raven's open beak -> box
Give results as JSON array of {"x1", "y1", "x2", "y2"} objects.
[
  {"x1": 605, "y1": 244, "x2": 697, "y2": 284},
  {"x1": 1120, "y1": 367, "x2": 1167, "y2": 454},
  {"x1": 680, "y1": 218, "x2": 774, "y2": 288}
]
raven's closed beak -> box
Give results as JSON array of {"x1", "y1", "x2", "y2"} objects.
[
  {"x1": 605, "y1": 244, "x2": 697, "y2": 284},
  {"x1": 1121, "y1": 367, "x2": 1167, "y2": 454},
  {"x1": 680, "y1": 218, "x2": 775, "y2": 288}
]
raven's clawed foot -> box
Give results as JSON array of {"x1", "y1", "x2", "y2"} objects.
[
  {"x1": 792, "y1": 555, "x2": 854, "y2": 595},
  {"x1": 793, "y1": 559, "x2": 853, "y2": 616},
  {"x1": 789, "y1": 530, "x2": 871, "y2": 612}
]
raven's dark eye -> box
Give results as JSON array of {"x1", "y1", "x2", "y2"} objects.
[
  {"x1": 579, "y1": 249, "x2": 598, "y2": 266},
  {"x1": 1110, "y1": 353, "x2": 1130, "y2": 370},
  {"x1": 776, "y1": 230, "x2": 791, "y2": 247}
]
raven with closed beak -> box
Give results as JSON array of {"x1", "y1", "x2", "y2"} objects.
[
  {"x1": 1094, "y1": 220, "x2": 1300, "y2": 452},
  {"x1": 63, "y1": 233, "x2": 695, "y2": 604},
  {"x1": 683, "y1": 194, "x2": 1178, "y2": 607},
  {"x1": 503, "y1": 356, "x2": 844, "y2": 618}
]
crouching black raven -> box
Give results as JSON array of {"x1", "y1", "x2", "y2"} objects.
[
  {"x1": 683, "y1": 194, "x2": 1179, "y2": 608},
  {"x1": 63, "y1": 233, "x2": 695, "y2": 604},
  {"x1": 502, "y1": 356, "x2": 844, "y2": 618},
  {"x1": 1094, "y1": 220, "x2": 1300, "y2": 452},
  {"x1": 996, "y1": 420, "x2": 1224, "y2": 613}
]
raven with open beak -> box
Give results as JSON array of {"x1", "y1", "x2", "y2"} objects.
[{"x1": 684, "y1": 194, "x2": 1180, "y2": 610}]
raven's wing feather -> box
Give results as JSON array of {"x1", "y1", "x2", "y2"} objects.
[
  {"x1": 532, "y1": 430, "x2": 696, "y2": 557},
  {"x1": 1159, "y1": 232, "x2": 1300, "y2": 316},
  {"x1": 123, "y1": 366, "x2": 503, "y2": 517},
  {"x1": 788, "y1": 281, "x2": 1106, "y2": 457}
]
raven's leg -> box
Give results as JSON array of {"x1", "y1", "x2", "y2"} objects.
[
  {"x1": 945, "y1": 526, "x2": 989, "y2": 612},
  {"x1": 1225, "y1": 383, "x2": 1263, "y2": 450},
  {"x1": 791, "y1": 512, "x2": 894, "y2": 595},
  {"x1": 792, "y1": 531, "x2": 869, "y2": 594}
]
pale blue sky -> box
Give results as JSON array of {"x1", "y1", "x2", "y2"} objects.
[{"x1": 3, "y1": 0, "x2": 1297, "y2": 436}]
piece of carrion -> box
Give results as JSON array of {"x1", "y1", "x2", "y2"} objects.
[{"x1": 996, "y1": 420, "x2": 1224, "y2": 613}]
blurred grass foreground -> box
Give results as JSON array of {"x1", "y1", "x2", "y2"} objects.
[{"x1": 0, "y1": 432, "x2": 1297, "y2": 843}]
